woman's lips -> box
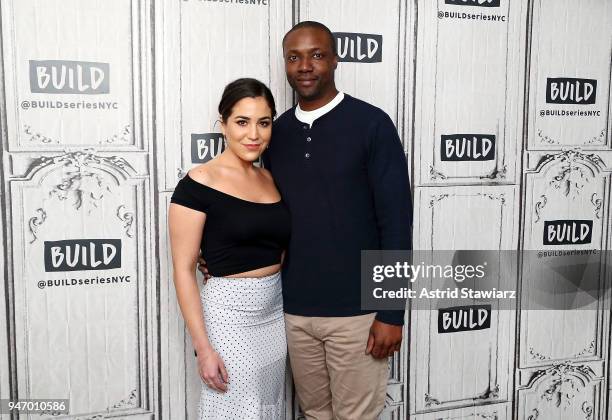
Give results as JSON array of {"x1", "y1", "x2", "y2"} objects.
[{"x1": 243, "y1": 143, "x2": 261, "y2": 151}]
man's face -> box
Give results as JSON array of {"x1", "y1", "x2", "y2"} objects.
[{"x1": 283, "y1": 27, "x2": 338, "y2": 102}]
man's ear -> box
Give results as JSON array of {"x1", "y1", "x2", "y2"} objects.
[{"x1": 332, "y1": 55, "x2": 338, "y2": 70}]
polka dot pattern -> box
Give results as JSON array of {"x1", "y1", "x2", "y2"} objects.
[{"x1": 198, "y1": 272, "x2": 286, "y2": 419}]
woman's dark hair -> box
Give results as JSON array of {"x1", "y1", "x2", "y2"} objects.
[{"x1": 218, "y1": 78, "x2": 276, "y2": 122}]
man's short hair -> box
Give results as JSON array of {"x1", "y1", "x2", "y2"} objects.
[{"x1": 282, "y1": 21, "x2": 337, "y2": 56}]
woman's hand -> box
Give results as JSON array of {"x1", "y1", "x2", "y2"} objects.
[
  {"x1": 197, "y1": 256, "x2": 211, "y2": 284},
  {"x1": 197, "y1": 349, "x2": 229, "y2": 392}
]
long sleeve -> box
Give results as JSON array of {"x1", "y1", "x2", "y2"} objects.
[{"x1": 367, "y1": 113, "x2": 413, "y2": 326}]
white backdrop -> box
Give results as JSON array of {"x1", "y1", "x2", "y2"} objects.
[{"x1": 1, "y1": 0, "x2": 611, "y2": 419}]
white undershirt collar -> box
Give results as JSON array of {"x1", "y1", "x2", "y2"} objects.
[{"x1": 295, "y1": 91, "x2": 345, "y2": 128}]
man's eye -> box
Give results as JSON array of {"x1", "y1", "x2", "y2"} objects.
[{"x1": 287, "y1": 55, "x2": 297, "y2": 62}]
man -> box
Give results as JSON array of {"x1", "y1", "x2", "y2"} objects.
[{"x1": 264, "y1": 21, "x2": 413, "y2": 420}]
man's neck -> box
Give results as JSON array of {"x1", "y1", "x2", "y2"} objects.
[{"x1": 298, "y1": 88, "x2": 339, "y2": 111}]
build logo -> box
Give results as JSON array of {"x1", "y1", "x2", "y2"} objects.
[
  {"x1": 445, "y1": 0, "x2": 501, "y2": 6},
  {"x1": 334, "y1": 33, "x2": 382, "y2": 63},
  {"x1": 191, "y1": 133, "x2": 225, "y2": 163},
  {"x1": 440, "y1": 134, "x2": 495, "y2": 161},
  {"x1": 29, "y1": 60, "x2": 110, "y2": 94},
  {"x1": 546, "y1": 78, "x2": 596, "y2": 105},
  {"x1": 44, "y1": 239, "x2": 121, "y2": 272},
  {"x1": 543, "y1": 220, "x2": 593, "y2": 245}
]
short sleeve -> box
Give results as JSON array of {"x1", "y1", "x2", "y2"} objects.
[{"x1": 170, "y1": 176, "x2": 209, "y2": 213}]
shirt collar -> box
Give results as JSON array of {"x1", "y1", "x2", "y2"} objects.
[{"x1": 295, "y1": 91, "x2": 345, "y2": 128}]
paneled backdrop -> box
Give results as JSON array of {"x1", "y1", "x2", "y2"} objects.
[{"x1": 1, "y1": 0, "x2": 611, "y2": 419}]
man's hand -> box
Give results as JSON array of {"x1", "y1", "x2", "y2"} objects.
[
  {"x1": 365, "y1": 319, "x2": 403, "y2": 359},
  {"x1": 197, "y1": 256, "x2": 211, "y2": 284}
]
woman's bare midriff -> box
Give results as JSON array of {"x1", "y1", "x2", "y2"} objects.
[{"x1": 222, "y1": 263, "x2": 281, "y2": 279}]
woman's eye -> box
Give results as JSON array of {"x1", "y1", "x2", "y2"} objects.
[
  {"x1": 236, "y1": 120, "x2": 247, "y2": 126},
  {"x1": 260, "y1": 121, "x2": 270, "y2": 127}
]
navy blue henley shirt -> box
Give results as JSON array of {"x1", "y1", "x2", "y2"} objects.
[{"x1": 264, "y1": 94, "x2": 413, "y2": 326}]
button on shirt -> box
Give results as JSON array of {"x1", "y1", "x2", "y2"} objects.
[
  {"x1": 264, "y1": 93, "x2": 412, "y2": 326},
  {"x1": 296, "y1": 92, "x2": 345, "y2": 161}
]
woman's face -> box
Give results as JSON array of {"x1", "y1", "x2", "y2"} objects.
[{"x1": 221, "y1": 96, "x2": 272, "y2": 162}]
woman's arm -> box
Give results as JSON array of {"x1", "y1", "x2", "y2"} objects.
[{"x1": 168, "y1": 203, "x2": 228, "y2": 391}]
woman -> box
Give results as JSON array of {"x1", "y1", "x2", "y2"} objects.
[{"x1": 168, "y1": 78, "x2": 290, "y2": 419}]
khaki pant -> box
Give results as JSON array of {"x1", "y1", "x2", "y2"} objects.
[{"x1": 284, "y1": 313, "x2": 389, "y2": 420}]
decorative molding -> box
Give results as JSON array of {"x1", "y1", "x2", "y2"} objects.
[
  {"x1": 530, "y1": 340, "x2": 594, "y2": 362},
  {"x1": 534, "y1": 195, "x2": 547, "y2": 223},
  {"x1": 116, "y1": 205, "x2": 135, "y2": 238},
  {"x1": 109, "y1": 388, "x2": 138, "y2": 410},
  {"x1": 99, "y1": 124, "x2": 132, "y2": 145},
  {"x1": 70, "y1": 390, "x2": 139, "y2": 419},
  {"x1": 26, "y1": 150, "x2": 136, "y2": 180},
  {"x1": 429, "y1": 165, "x2": 447, "y2": 180},
  {"x1": 28, "y1": 208, "x2": 47, "y2": 243},
  {"x1": 572, "y1": 340, "x2": 596, "y2": 358},
  {"x1": 424, "y1": 392, "x2": 441, "y2": 407},
  {"x1": 49, "y1": 170, "x2": 111, "y2": 212},
  {"x1": 584, "y1": 128, "x2": 606, "y2": 145},
  {"x1": 428, "y1": 193, "x2": 451, "y2": 208},
  {"x1": 23, "y1": 124, "x2": 60, "y2": 144},
  {"x1": 480, "y1": 164, "x2": 508, "y2": 180},
  {"x1": 537, "y1": 129, "x2": 559, "y2": 145},
  {"x1": 477, "y1": 193, "x2": 506, "y2": 205},
  {"x1": 476, "y1": 412, "x2": 499, "y2": 420},
  {"x1": 429, "y1": 164, "x2": 507, "y2": 181},
  {"x1": 423, "y1": 384, "x2": 499, "y2": 408},
  {"x1": 475, "y1": 383, "x2": 500, "y2": 400},
  {"x1": 532, "y1": 149, "x2": 605, "y2": 199},
  {"x1": 525, "y1": 363, "x2": 597, "y2": 409},
  {"x1": 534, "y1": 149, "x2": 605, "y2": 175},
  {"x1": 529, "y1": 346, "x2": 550, "y2": 361},
  {"x1": 582, "y1": 401, "x2": 594, "y2": 419},
  {"x1": 590, "y1": 193, "x2": 602, "y2": 219},
  {"x1": 21, "y1": 152, "x2": 137, "y2": 238},
  {"x1": 527, "y1": 408, "x2": 540, "y2": 420}
]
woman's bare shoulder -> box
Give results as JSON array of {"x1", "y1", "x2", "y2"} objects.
[{"x1": 188, "y1": 162, "x2": 218, "y2": 186}]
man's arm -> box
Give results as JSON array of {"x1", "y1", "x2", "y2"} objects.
[{"x1": 365, "y1": 112, "x2": 413, "y2": 357}]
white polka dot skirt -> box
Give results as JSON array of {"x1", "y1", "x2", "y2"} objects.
[{"x1": 198, "y1": 272, "x2": 286, "y2": 419}]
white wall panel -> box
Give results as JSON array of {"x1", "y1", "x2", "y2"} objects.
[
  {"x1": 411, "y1": 186, "x2": 517, "y2": 413},
  {"x1": 411, "y1": 402, "x2": 510, "y2": 420},
  {"x1": 0, "y1": 0, "x2": 146, "y2": 151},
  {"x1": 414, "y1": 185, "x2": 518, "y2": 251},
  {"x1": 8, "y1": 151, "x2": 155, "y2": 418},
  {"x1": 517, "y1": 149, "x2": 612, "y2": 419},
  {"x1": 0, "y1": 1, "x2": 611, "y2": 419},
  {"x1": 520, "y1": 150, "x2": 611, "y2": 367},
  {"x1": 516, "y1": 361, "x2": 605, "y2": 420},
  {"x1": 159, "y1": 192, "x2": 207, "y2": 420},
  {"x1": 414, "y1": 0, "x2": 526, "y2": 185},
  {"x1": 155, "y1": 0, "x2": 292, "y2": 191},
  {"x1": 527, "y1": 0, "x2": 612, "y2": 150},
  {"x1": 296, "y1": 0, "x2": 412, "y2": 134},
  {"x1": 0, "y1": 165, "x2": 9, "y2": 407}
]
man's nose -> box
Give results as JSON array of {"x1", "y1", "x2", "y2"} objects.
[{"x1": 298, "y1": 57, "x2": 313, "y2": 72}]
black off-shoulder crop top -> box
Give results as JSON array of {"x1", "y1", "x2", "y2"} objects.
[{"x1": 170, "y1": 173, "x2": 291, "y2": 277}]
